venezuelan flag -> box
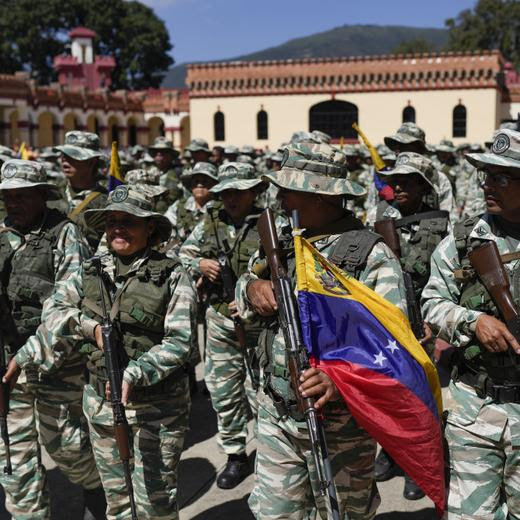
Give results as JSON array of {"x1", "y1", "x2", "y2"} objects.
[
  {"x1": 295, "y1": 234, "x2": 445, "y2": 516},
  {"x1": 108, "y1": 141, "x2": 124, "y2": 192}
]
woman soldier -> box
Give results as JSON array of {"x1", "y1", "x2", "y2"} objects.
[
  {"x1": 7, "y1": 184, "x2": 197, "y2": 519},
  {"x1": 179, "y1": 162, "x2": 265, "y2": 489}
]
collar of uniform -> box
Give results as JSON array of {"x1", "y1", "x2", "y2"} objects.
[{"x1": 100, "y1": 248, "x2": 153, "y2": 282}]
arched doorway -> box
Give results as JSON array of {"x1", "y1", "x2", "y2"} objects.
[
  {"x1": 86, "y1": 114, "x2": 100, "y2": 135},
  {"x1": 180, "y1": 116, "x2": 190, "y2": 149},
  {"x1": 107, "y1": 115, "x2": 120, "y2": 144},
  {"x1": 148, "y1": 117, "x2": 165, "y2": 144},
  {"x1": 127, "y1": 117, "x2": 137, "y2": 147},
  {"x1": 63, "y1": 113, "x2": 78, "y2": 133},
  {"x1": 309, "y1": 100, "x2": 358, "y2": 139},
  {"x1": 38, "y1": 112, "x2": 58, "y2": 147}
]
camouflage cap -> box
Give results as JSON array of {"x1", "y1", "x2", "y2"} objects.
[
  {"x1": 210, "y1": 162, "x2": 265, "y2": 193},
  {"x1": 379, "y1": 152, "x2": 435, "y2": 188},
  {"x1": 149, "y1": 136, "x2": 179, "y2": 157},
  {"x1": 130, "y1": 144, "x2": 145, "y2": 156},
  {"x1": 224, "y1": 145, "x2": 239, "y2": 155},
  {"x1": 186, "y1": 138, "x2": 210, "y2": 153},
  {"x1": 466, "y1": 129, "x2": 520, "y2": 171},
  {"x1": 0, "y1": 159, "x2": 60, "y2": 195},
  {"x1": 39, "y1": 147, "x2": 60, "y2": 160},
  {"x1": 125, "y1": 168, "x2": 162, "y2": 186},
  {"x1": 343, "y1": 144, "x2": 359, "y2": 157},
  {"x1": 384, "y1": 123, "x2": 426, "y2": 150},
  {"x1": 240, "y1": 145, "x2": 255, "y2": 155},
  {"x1": 436, "y1": 139, "x2": 456, "y2": 154},
  {"x1": 271, "y1": 152, "x2": 284, "y2": 163},
  {"x1": 377, "y1": 144, "x2": 396, "y2": 162},
  {"x1": 54, "y1": 131, "x2": 102, "y2": 161},
  {"x1": 311, "y1": 130, "x2": 332, "y2": 144},
  {"x1": 290, "y1": 131, "x2": 314, "y2": 144},
  {"x1": 262, "y1": 142, "x2": 365, "y2": 198},
  {"x1": 85, "y1": 185, "x2": 172, "y2": 243},
  {"x1": 0, "y1": 145, "x2": 15, "y2": 158},
  {"x1": 182, "y1": 161, "x2": 218, "y2": 182},
  {"x1": 236, "y1": 154, "x2": 255, "y2": 165}
]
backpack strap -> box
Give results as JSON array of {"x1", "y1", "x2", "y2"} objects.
[{"x1": 395, "y1": 210, "x2": 450, "y2": 228}]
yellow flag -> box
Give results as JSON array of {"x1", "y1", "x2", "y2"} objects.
[
  {"x1": 19, "y1": 142, "x2": 29, "y2": 160},
  {"x1": 352, "y1": 123, "x2": 386, "y2": 171},
  {"x1": 108, "y1": 141, "x2": 124, "y2": 191}
]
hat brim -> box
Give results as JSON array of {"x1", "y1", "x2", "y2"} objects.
[
  {"x1": 54, "y1": 145, "x2": 102, "y2": 161},
  {"x1": 186, "y1": 146, "x2": 210, "y2": 153},
  {"x1": 148, "y1": 146, "x2": 180, "y2": 158},
  {"x1": 181, "y1": 170, "x2": 219, "y2": 182},
  {"x1": 378, "y1": 164, "x2": 434, "y2": 188},
  {"x1": 466, "y1": 152, "x2": 520, "y2": 171},
  {"x1": 210, "y1": 178, "x2": 266, "y2": 193},
  {"x1": 384, "y1": 134, "x2": 425, "y2": 149},
  {"x1": 0, "y1": 178, "x2": 62, "y2": 198},
  {"x1": 84, "y1": 203, "x2": 172, "y2": 243},
  {"x1": 436, "y1": 146, "x2": 456, "y2": 154},
  {"x1": 262, "y1": 169, "x2": 366, "y2": 198}
]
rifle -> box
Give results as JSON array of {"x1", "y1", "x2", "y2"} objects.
[
  {"x1": 468, "y1": 241, "x2": 520, "y2": 341},
  {"x1": 374, "y1": 219, "x2": 425, "y2": 340},
  {"x1": 92, "y1": 257, "x2": 138, "y2": 520},
  {"x1": 0, "y1": 329, "x2": 11, "y2": 475},
  {"x1": 257, "y1": 208, "x2": 340, "y2": 520},
  {"x1": 208, "y1": 210, "x2": 258, "y2": 390}
]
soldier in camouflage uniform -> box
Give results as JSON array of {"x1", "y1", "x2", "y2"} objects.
[
  {"x1": 367, "y1": 152, "x2": 450, "y2": 501},
  {"x1": 384, "y1": 123, "x2": 456, "y2": 218},
  {"x1": 179, "y1": 162, "x2": 266, "y2": 489},
  {"x1": 185, "y1": 138, "x2": 212, "y2": 166},
  {"x1": 223, "y1": 145, "x2": 239, "y2": 163},
  {"x1": 12, "y1": 185, "x2": 197, "y2": 519},
  {"x1": 54, "y1": 131, "x2": 108, "y2": 249},
  {"x1": 422, "y1": 128, "x2": 520, "y2": 519},
  {"x1": 148, "y1": 136, "x2": 183, "y2": 205},
  {"x1": 0, "y1": 160, "x2": 104, "y2": 520},
  {"x1": 235, "y1": 142, "x2": 407, "y2": 520}
]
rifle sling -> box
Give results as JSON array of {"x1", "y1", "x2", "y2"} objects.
[
  {"x1": 454, "y1": 251, "x2": 520, "y2": 279},
  {"x1": 68, "y1": 191, "x2": 102, "y2": 220},
  {"x1": 394, "y1": 210, "x2": 449, "y2": 228}
]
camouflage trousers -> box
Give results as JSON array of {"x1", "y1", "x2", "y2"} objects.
[
  {"x1": 0, "y1": 363, "x2": 100, "y2": 520},
  {"x1": 249, "y1": 391, "x2": 380, "y2": 520},
  {"x1": 444, "y1": 381, "x2": 520, "y2": 519},
  {"x1": 204, "y1": 306, "x2": 258, "y2": 456},
  {"x1": 83, "y1": 377, "x2": 190, "y2": 520}
]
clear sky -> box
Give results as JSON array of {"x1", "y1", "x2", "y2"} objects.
[{"x1": 140, "y1": 0, "x2": 477, "y2": 65}]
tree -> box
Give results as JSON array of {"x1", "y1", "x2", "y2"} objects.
[
  {"x1": 391, "y1": 38, "x2": 435, "y2": 55},
  {"x1": 0, "y1": 0, "x2": 173, "y2": 89},
  {"x1": 446, "y1": 0, "x2": 520, "y2": 69}
]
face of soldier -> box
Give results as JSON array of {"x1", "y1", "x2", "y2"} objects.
[
  {"x1": 386, "y1": 173, "x2": 428, "y2": 214},
  {"x1": 481, "y1": 167, "x2": 520, "y2": 222},
  {"x1": 105, "y1": 211, "x2": 156, "y2": 256},
  {"x1": 190, "y1": 174, "x2": 216, "y2": 206},
  {"x1": 211, "y1": 148, "x2": 224, "y2": 165},
  {"x1": 220, "y1": 189, "x2": 256, "y2": 224},
  {"x1": 191, "y1": 150, "x2": 211, "y2": 163},
  {"x1": 3, "y1": 187, "x2": 46, "y2": 231},
  {"x1": 151, "y1": 150, "x2": 175, "y2": 172},
  {"x1": 60, "y1": 154, "x2": 96, "y2": 186}
]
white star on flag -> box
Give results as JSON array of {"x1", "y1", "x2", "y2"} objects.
[
  {"x1": 385, "y1": 340, "x2": 399, "y2": 354},
  {"x1": 373, "y1": 352, "x2": 387, "y2": 366}
]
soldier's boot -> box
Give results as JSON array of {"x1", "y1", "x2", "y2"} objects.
[
  {"x1": 83, "y1": 486, "x2": 107, "y2": 520},
  {"x1": 403, "y1": 474, "x2": 425, "y2": 501},
  {"x1": 216, "y1": 453, "x2": 249, "y2": 489},
  {"x1": 374, "y1": 449, "x2": 397, "y2": 482}
]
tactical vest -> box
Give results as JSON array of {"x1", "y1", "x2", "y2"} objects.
[
  {"x1": 200, "y1": 207, "x2": 262, "y2": 316},
  {"x1": 175, "y1": 197, "x2": 209, "y2": 243},
  {"x1": 260, "y1": 225, "x2": 382, "y2": 421},
  {"x1": 454, "y1": 215, "x2": 520, "y2": 382},
  {"x1": 0, "y1": 209, "x2": 69, "y2": 348},
  {"x1": 376, "y1": 201, "x2": 449, "y2": 296},
  {"x1": 79, "y1": 251, "x2": 181, "y2": 382}
]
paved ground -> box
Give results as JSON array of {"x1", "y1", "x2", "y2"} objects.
[{"x1": 0, "y1": 359, "x2": 450, "y2": 519}]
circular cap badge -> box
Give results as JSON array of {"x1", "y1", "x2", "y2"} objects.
[
  {"x1": 398, "y1": 155, "x2": 410, "y2": 165},
  {"x1": 112, "y1": 186, "x2": 129, "y2": 203},
  {"x1": 3, "y1": 164, "x2": 17, "y2": 178},
  {"x1": 492, "y1": 133, "x2": 510, "y2": 155}
]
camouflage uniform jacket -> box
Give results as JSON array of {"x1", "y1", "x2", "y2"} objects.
[
  {"x1": 165, "y1": 195, "x2": 209, "y2": 247},
  {"x1": 422, "y1": 213, "x2": 520, "y2": 438},
  {"x1": 236, "y1": 222, "x2": 407, "y2": 413},
  {"x1": 4, "y1": 213, "x2": 90, "y2": 372},
  {"x1": 17, "y1": 249, "x2": 197, "y2": 388}
]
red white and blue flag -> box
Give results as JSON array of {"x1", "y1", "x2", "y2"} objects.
[{"x1": 294, "y1": 233, "x2": 445, "y2": 516}]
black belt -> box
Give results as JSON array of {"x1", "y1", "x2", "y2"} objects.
[
  {"x1": 457, "y1": 368, "x2": 520, "y2": 404},
  {"x1": 91, "y1": 367, "x2": 187, "y2": 402}
]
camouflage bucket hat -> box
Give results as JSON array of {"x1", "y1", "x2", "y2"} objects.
[
  {"x1": 436, "y1": 139, "x2": 456, "y2": 154},
  {"x1": 149, "y1": 136, "x2": 179, "y2": 158},
  {"x1": 343, "y1": 144, "x2": 359, "y2": 157},
  {"x1": 236, "y1": 154, "x2": 254, "y2": 165},
  {"x1": 84, "y1": 185, "x2": 172, "y2": 243},
  {"x1": 182, "y1": 161, "x2": 218, "y2": 182},
  {"x1": 186, "y1": 138, "x2": 210, "y2": 153},
  {"x1": 224, "y1": 145, "x2": 239, "y2": 155},
  {"x1": 379, "y1": 151, "x2": 435, "y2": 188},
  {"x1": 262, "y1": 142, "x2": 366, "y2": 198},
  {"x1": 384, "y1": 123, "x2": 426, "y2": 150},
  {"x1": 0, "y1": 159, "x2": 60, "y2": 197},
  {"x1": 466, "y1": 129, "x2": 520, "y2": 171},
  {"x1": 125, "y1": 168, "x2": 162, "y2": 187},
  {"x1": 54, "y1": 131, "x2": 102, "y2": 161},
  {"x1": 240, "y1": 145, "x2": 255, "y2": 155},
  {"x1": 271, "y1": 152, "x2": 284, "y2": 163},
  {"x1": 0, "y1": 145, "x2": 15, "y2": 158},
  {"x1": 311, "y1": 130, "x2": 331, "y2": 144},
  {"x1": 210, "y1": 162, "x2": 266, "y2": 193}
]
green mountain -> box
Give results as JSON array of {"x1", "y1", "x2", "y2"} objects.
[{"x1": 162, "y1": 24, "x2": 449, "y2": 88}]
